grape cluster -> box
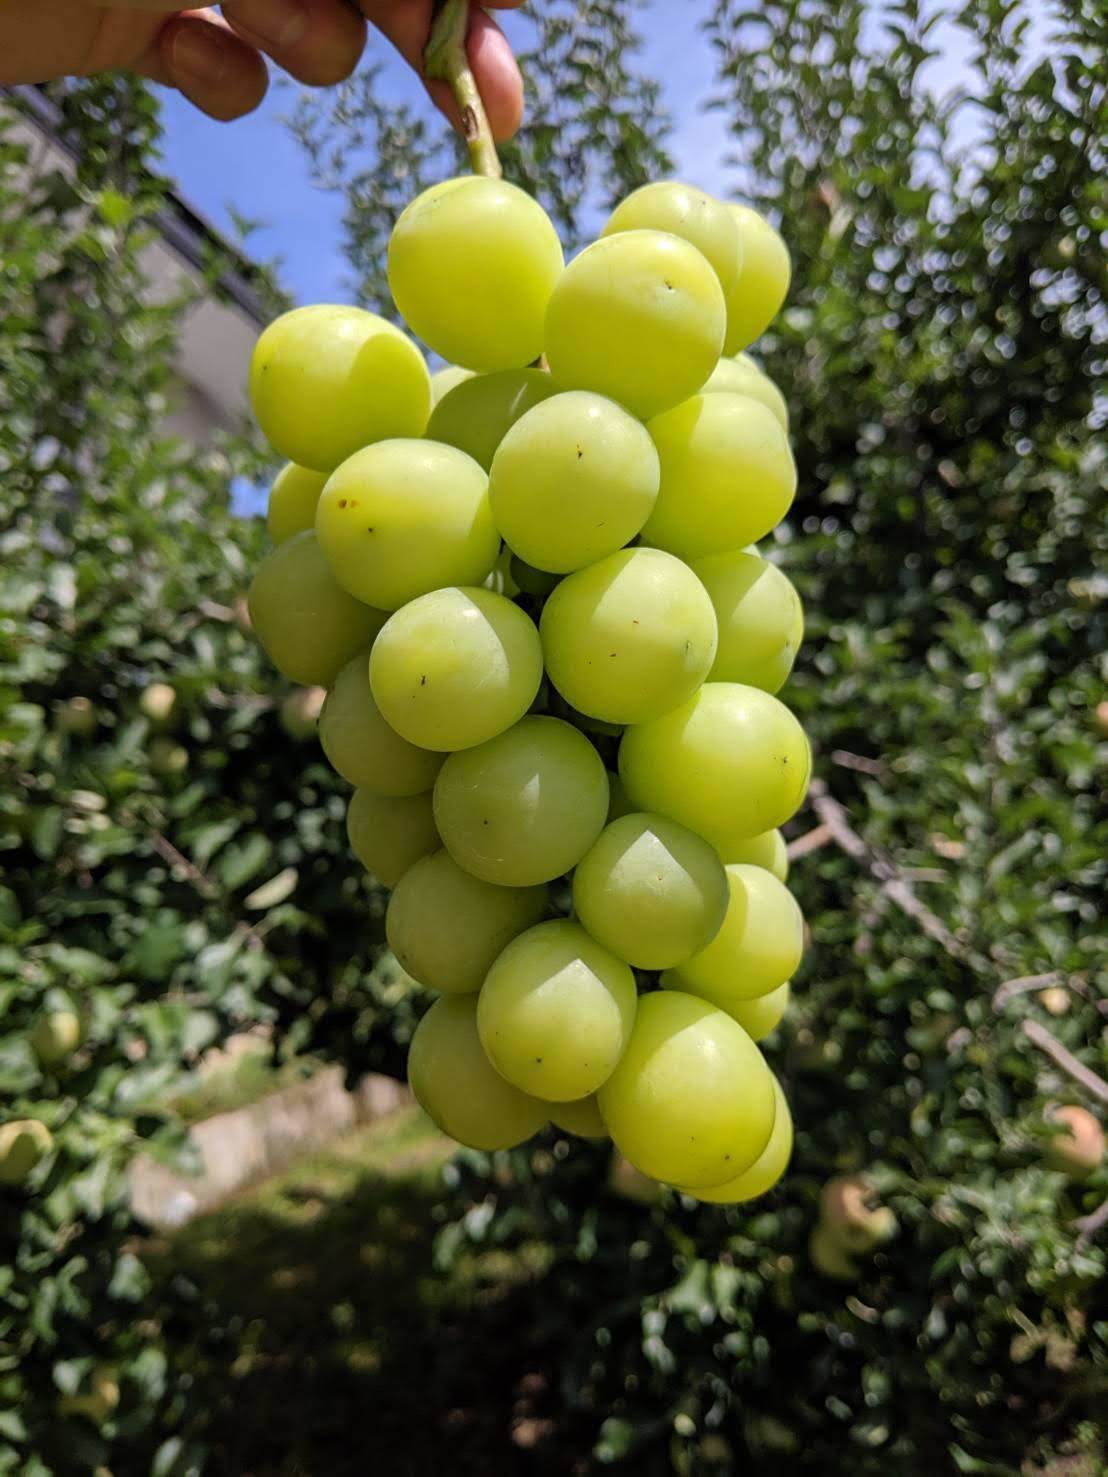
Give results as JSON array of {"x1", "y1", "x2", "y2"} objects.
[{"x1": 247, "y1": 175, "x2": 808, "y2": 1203}]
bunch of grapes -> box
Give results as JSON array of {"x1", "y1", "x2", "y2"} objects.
[{"x1": 247, "y1": 169, "x2": 807, "y2": 1205}]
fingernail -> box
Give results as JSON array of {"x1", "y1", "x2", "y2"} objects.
[
  {"x1": 172, "y1": 25, "x2": 229, "y2": 85},
  {"x1": 228, "y1": 0, "x2": 308, "y2": 49}
]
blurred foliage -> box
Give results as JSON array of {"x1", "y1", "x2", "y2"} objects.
[
  {"x1": 1, "y1": 0, "x2": 1106, "y2": 1470},
  {"x1": 0, "y1": 79, "x2": 421, "y2": 1474}
]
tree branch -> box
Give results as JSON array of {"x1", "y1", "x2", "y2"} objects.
[
  {"x1": 1020, "y1": 1020, "x2": 1108, "y2": 1107},
  {"x1": 805, "y1": 781, "x2": 1108, "y2": 1117},
  {"x1": 807, "y1": 779, "x2": 988, "y2": 971}
]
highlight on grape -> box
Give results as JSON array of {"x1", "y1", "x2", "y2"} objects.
[{"x1": 245, "y1": 147, "x2": 806, "y2": 1205}]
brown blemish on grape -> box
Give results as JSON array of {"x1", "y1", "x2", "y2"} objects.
[
  {"x1": 338, "y1": 499, "x2": 348, "y2": 508},
  {"x1": 420, "y1": 675, "x2": 427, "y2": 686}
]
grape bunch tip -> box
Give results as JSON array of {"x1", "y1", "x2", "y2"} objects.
[{"x1": 246, "y1": 161, "x2": 808, "y2": 1206}]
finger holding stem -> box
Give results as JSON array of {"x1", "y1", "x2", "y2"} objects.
[{"x1": 425, "y1": 0, "x2": 502, "y2": 178}]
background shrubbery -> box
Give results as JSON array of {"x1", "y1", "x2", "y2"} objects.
[{"x1": 1, "y1": 1, "x2": 1105, "y2": 1472}]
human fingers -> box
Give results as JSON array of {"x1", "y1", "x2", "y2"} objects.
[
  {"x1": 154, "y1": 9, "x2": 270, "y2": 120},
  {"x1": 222, "y1": 0, "x2": 367, "y2": 87}
]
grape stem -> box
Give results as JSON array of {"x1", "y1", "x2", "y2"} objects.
[{"x1": 424, "y1": 0, "x2": 502, "y2": 179}]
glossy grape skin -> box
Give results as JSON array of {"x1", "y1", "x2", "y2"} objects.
[
  {"x1": 266, "y1": 464, "x2": 328, "y2": 544},
  {"x1": 679, "y1": 1075, "x2": 792, "y2": 1202},
  {"x1": 408, "y1": 994, "x2": 548, "y2": 1152},
  {"x1": 544, "y1": 230, "x2": 726, "y2": 420},
  {"x1": 691, "y1": 550, "x2": 804, "y2": 693},
  {"x1": 369, "y1": 587, "x2": 543, "y2": 752},
  {"x1": 249, "y1": 305, "x2": 431, "y2": 472},
  {"x1": 572, "y1": 812, "x2": 728, "y2": 970},
  {"x1": 601, "y1": 180, "x2": 742, "y2": 292},
  {"x1": 641, "y1": 393, "x2": 797, "y2": 561},
  {"x1": 722, "y1": 205, "x2": 792, "y2": 354},
  {"x1": 489, "y1": 391, "x2": 660, "y2": 573},
  {"x1": 430, "y1": 365, "x2": 475, "y2": 404},
  {"x1": 315, "y1": 440, "x2": 499, "y2": 612},
  {"x1": 346, "y1": 788, "x2": 439, "y2": 888},
  {"x1": 619, "y1": 683, "x2": 810, "y2": 843},
  {"x1": 248, "y1": 532, "x2": 387, "y2": 688},
  {"x1": 597, "y1": 991, "x2": 776, "y2": 1189},
  {"x1": 427, "y1": 368, "x2": 556, "y2": 472},
  {"x1": 701, "y1": 354, "x2": 789, "y2": 429},
  {"x1": 540, "y1": 548, "x2": 717, "y2": 725},
  {"x1": 667, "y1": 863, "x2": 805, "y2": 1004},
  {"x1": 727, "y1": 982, "x2": 792, "y2": 1041},
  {"x1": 477, "y1": 919, "x2": 637, "y2": 1101},
  {"x1": 662, "y1": 976, "x2": 791, "y2": 1042},
  {"x1": 387, "y1": 850, "x2": 547, "y2": 995},
  {"x1": 434, "y1": 716, "x2": 609, "y2": 886},
  {"x1": 712, "y1": 827, "x2": 790, "y2": 880},
  {"x1": 388, "y1": 177, "x2": 563, "y2": 370},
  {"x1": 551, "y1": 1095, "x2": 608, "y2": 1140},
  {"x1": 319, "y1": 652, "x2": 444, "y2": 795}
]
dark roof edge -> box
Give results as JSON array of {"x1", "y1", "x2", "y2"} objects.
[{"x1": 6, "y1": 82, "x2": 273, "y2": 327}]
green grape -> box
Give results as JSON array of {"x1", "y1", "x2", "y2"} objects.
[
  {"x1": 249, "y1": 305, "x2": 431, "y2": 471},
  {"x1": 619, "y1": 682, "x2": 810, "y2": 842},
  {"x1": 477, "y1": 919, "x2": 637, "y2": 1101},
  {"x1": 691, "y1": 550, "x2": 804, "y2": 693},
  {"x1": 662, "y1": 975, "x2": 790, "y2": 1041},
  {"x1": 248, "y1": 532, "x2": 387, "y2": 687},
  {"x1": 667, "y1": 863, "x2": 804, "y2": 1003},
  {"x1": 701, "y1": 355, "x2": 788, "y2": 430},
  {"x1": 606, "y1": 771, "x2": 636, "y2": 822},
  {"x1": 601, "y1": 180, "x2": 742, "y2": 292},
  {"x1": 728, "y1": 982, "x2": 791, "y2": 1041},
  {"x1": 346, "y1": 787, "x2": 439, "y2": 888},
  {"x1": 266, "y1": 463, "x2": 328, "y2": 544},
  {"x1": 369, "y1": 587, "x2": 542, "y2": 751},
  {"x1": 712, "y1": 826, "x2": 790, "y2": 880},
  {"x1": 315, "y1": 440, "x2": 499, "y2": 611},
  {"x1": 641, "y1": 394, "x2": 796, "y2": 561},
  {"x1": 597, "y1": 990, "x2": 776, "y2": 1188},
  {"x1": 544, "y1": 230, "x2": 726, "y2": 420},
  {"x1": 489, "y1": 392, "x2": 660, "y2": 573},
  {"x1": 388, "y1": 177, "x2": 564, "y2": 371},
  {"x1": 540, "y1": 548, "x2": 717, "y2": 725},
  {"x1": 572, "y1": 812, "x2": 728, "y2": 969},
  {"x1": 551, "y1": 1095, "x2": 608, "y2": 1140},
  {"x1": 509, "y1": 555, "x2": 561, "y2": 599},
  {"x1": 319, "y1": 652, "x2": 444, "y2": 795},
  {"x1": 680, "y1": 1074, "x2": 792, "y2": 1202},
  {"x1": 387, "y1": 850, "x2": 547, "y2": 995},
  {"x1": 722, "y1": 205, "x2": 792, "y2": 354},
  {"x1": 407, "y1": 994, "x2": 548, "y2": 1151},
  {"x1": 427, "y1": 368, "x2": 556, "y2": 472},
  {"x1": 434, "y1": 716, "x2": 609, "y2": 886},
  {"x1": 430, "y1": 365, "x2": 475, "y2": 404}
]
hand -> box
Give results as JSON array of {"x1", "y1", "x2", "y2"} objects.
[{"x1": 0, "y1": 0, "x2": 525, "y2": 135}]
